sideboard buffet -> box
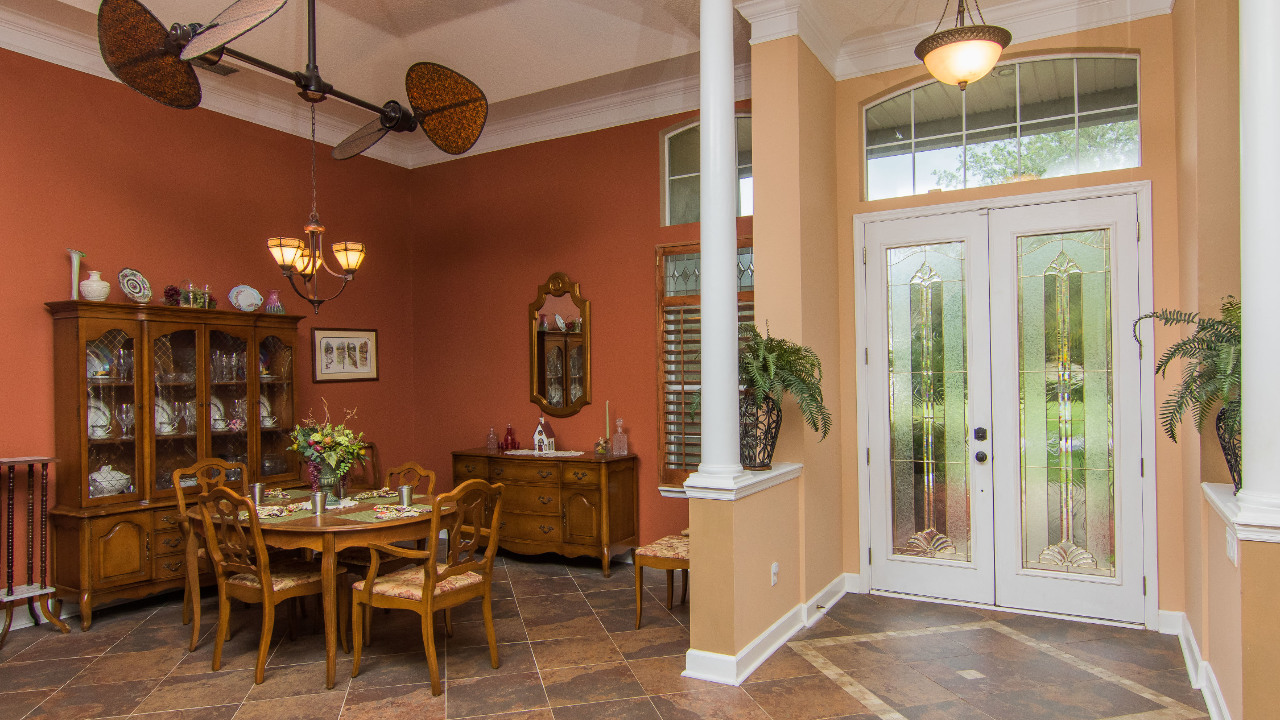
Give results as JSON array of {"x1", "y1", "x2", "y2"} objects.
[
  {"x1": 452, "y1": 449, "x2": 637, "y2": 576},
  {"x1": 46, "y1": 301, "x2": 304, "y2": 629}
]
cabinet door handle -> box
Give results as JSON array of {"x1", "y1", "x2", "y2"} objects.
[
  {"x1": 539, "y1": 525, "x2": 554, "y2": 535},
  {"x1": 163, "y1": 561, "x2": 183, "y2": 572},
  {"x1": 539, "y1": 496, "x2": 553, "y2": 505},
  {"x1": 162, "y1": 537, "x2": 182, "y2": 549},
  {"x1": 537, "y1": 470, "x2": 553, "y2": 479},
  {"x1": 572, "y1": 471, "x2": 588, "y2": 481}
]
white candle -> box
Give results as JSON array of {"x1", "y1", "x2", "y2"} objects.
[{"x1": 606, "y1": 400, "x2": 610, "y2": 439}]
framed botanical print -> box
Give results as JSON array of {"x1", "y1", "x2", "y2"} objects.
[{"x1": 312, "y1": 328, "x2": 378, "y2": 383}]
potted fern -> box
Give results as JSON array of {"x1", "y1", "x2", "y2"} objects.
[
  {"x1": 738, "y1": 323, "x2": 832, "y2": 468},
  {"x1": 1133, "y1": 296, "x2": 1241, "y2": 491}
]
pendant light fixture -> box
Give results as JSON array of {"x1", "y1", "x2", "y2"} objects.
[
  {"x1": 914, "y1": 0, "x2": 1011, "y2": 90},
  {"x1": 266, "y1": 104, "x2": 365, "y2": 314}
]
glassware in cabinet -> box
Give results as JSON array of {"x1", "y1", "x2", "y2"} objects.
[
  {"x1": 150, "y1": 326, "x2": 199, "y2": 493},
  {"x1": 84, "y1": 326, "x2": 140, "y2": 502},
  {"x1": 257, "y1": 333, "x2": 295, "y2": 479}
]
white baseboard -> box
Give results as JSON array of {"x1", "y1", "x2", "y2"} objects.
[
  {"x1": 1160, "y1": 610, "x2": 1229, "y2": 720},
  {"x1": 684, "y1": 572, "x2": 859, "y2": 686}
]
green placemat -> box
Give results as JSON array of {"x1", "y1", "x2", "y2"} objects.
[
  {"x1": 337, "y1": 504, "x2": 433, "y2": 523},
  {"x1": 240, "y1": 505, "x2": 316, "y2": 523}
]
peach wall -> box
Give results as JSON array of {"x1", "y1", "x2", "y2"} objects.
[
  {"x1": 1205, "y1": 506, "x2": 1242, "y2": 717},
  {"x1": 751, "y1": 35, "x2": 845, "y2": 602},
  {"x1": 833, "y1": 15, "x2": 1185, "y2": 608},
  {"x1": 409, "y1": 106, "x2": 751, "y2": 544},
  {"x1": 1240, "y1": 540, "x2": 1280, "y2": 715}
]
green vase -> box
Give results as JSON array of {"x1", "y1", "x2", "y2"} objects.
[{"x1": 315, "y1": 463, "x2": 342, "y2": 503}]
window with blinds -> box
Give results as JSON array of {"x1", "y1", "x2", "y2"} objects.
[{"x1": 657, "y1": 243, "x2": 754, "y2": 485}]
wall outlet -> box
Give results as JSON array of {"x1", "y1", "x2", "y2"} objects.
[{"x1": 770, "y1": 561, "x2": 779, "y2": 586}]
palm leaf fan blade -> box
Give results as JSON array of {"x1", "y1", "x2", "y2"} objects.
[
  {"x1": 332, "y1": 116, "x2": 390, "y2": 160},
  {"x1": 98, "y1": 0, "x2": 201, "y2": 109},
  {"x1": 405, "y1": 62, "x2": 488, "y2": 155},
  {"x1": 178, "y1": 0, "x2": 286, "y2": 62}
]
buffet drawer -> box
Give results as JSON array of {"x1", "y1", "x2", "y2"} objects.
[
  {"x1": 153, "y1": 555, "x2": 188, "y2": 580},
  {"x1": 490, "y1": 460, "x2": 558, "y2": 486},
  {"x1": 500, "y1": 484, "x2": 561, "y2": 515},
  {"x1": 498, "y1": 512, "x2": 562, "y2": 542},
  {"x1": 152, "y1": 529, "x2": 186, "y2": 557},
  {"x1": 453, "y1": 456, "x2": 489, "y2": 482},
  {"x1": 562, "y1": 464, "x2": 600, "y2": 487}
]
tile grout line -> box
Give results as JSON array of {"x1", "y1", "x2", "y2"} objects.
[{"x1": 787, "y1": 640, "x2": 909, "y2": 720}]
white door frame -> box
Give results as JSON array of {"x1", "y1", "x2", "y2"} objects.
[{"x1": 852, "y1": 181, "x2": 1158, "y2": 629}]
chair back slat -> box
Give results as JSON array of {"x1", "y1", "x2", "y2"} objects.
[
  {"x1": 346, "y1": 442, "x2": 382, "y2": 490},
  {"x1": 197, "y1": 486, "x2": 270, "y2": 584},
  {"x1": 386, "y1": 462, "x2": 436, "y2": 495},
  {"x1": 171, "y1": 458, "x2": 248, "y2": 516},
  {"x1": 427, "y1": 479, "x2": 503, "y2": 589}
]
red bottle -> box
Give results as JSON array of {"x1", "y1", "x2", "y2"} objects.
[{"x1": 502, "y1": 424, "x2": 517, "y2": 450}]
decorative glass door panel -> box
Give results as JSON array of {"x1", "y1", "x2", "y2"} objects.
[
  {"x1": 152, "y1": 327, "x2": 199, "y2": 493},
  {"x1": 258, "y1": 334, "x2": 295, "y2": 480},
  {"x1": 85, "y1": 327, "x2": 139, "y2": 502},
  {"x1": 886, "y1": 242, "x2": 971, "y2": 562},
  {"x1": 208, "y1": 329, "x2": 250, "y2": 484},
  {"x1": 1017, "y1": 230, "x2": 1115, "y2": 577}
]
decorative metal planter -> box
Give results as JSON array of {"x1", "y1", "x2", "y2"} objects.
[
  {"x1": 1216, "y1": 408, "x2": 1242, "y2": 493},
  {"x1": 740, "y1": 392, "x2": 782, "y2": 470}
]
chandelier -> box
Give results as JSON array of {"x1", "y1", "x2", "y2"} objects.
[
  {"x1": 914, "y1": 0, "x2": 1012, "y2": 90},
  {"x1": 267, "y1": 105, "x2": 363, "y2": 314}
]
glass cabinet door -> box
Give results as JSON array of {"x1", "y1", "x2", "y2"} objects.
[
  {"x1": 257, "y1": 333, "x2": 295, "y2": 481},
  {"x1": 208, "y1": 328, "x2": 250, "y2": 485},
  {"x1": 84, "y1": 324, "x2": 141, "y2": 504},
  {"x1": 151, "y1": 325, "x2": 200, "y2": 495}
]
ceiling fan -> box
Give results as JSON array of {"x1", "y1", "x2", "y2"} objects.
[{"x1": 96, "y1": 0, "x2": 489, "y2": 158}]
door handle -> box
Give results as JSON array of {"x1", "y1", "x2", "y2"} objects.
[{"x1": 975, "y1": 450, "x2": 989, "y2": 463}]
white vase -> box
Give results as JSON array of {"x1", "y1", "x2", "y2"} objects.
[{"x1": 79, "y1": 271, "x2": 110, "y2": 302}]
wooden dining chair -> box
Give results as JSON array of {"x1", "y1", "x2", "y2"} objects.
[
  {"x1": 351, "y1": 478, "x2": 504, "y2": 695},
  {"x1": 196, "y1": 485, "x2": 350, "y2": 684},
  {"x1": 344, "y1": 442, "x2": 383, "y2": 491},
  {"x1": 385, "y1": 461, "x2": 436, "y2": 494},
  {"x1": 171, "y1": 458, "x2": 247, "y2": 651},
  {"x1": 634, "y1": 530, "x2": 690, "y2": 629}
]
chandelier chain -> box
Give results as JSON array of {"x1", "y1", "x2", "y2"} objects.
[{"x1": 310, "y1": 103, "x2": 319, "y2": 223}]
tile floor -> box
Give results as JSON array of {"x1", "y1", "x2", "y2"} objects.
[{"x1": 0, "y1": 552, "x2": 1208, "y2": 720}]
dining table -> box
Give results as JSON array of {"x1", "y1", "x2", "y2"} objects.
[{"x1": 190, "y1": 486, "x2": 450, "y2": 688}]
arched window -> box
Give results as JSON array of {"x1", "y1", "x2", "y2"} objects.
[
  {"x1": 661, "y1": 116, "x2": 753, "y2": 225},
  {"x1": 865, "y1": 56, "x2": 1139, "y2": 200}
]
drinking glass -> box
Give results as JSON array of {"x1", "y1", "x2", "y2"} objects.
[{"x1": 116, "y1": 404, "x2": 135, "y2": 438}]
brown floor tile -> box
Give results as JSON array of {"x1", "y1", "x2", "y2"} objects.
[
  {"x1": 964, "y1": 678, "x2": 1164, "y2": 720},
  {"x1": 133, "y1": 669, "x2": 256, "y2": 713},
  {"x1": 650, "y1": 686, "x2": 772, "y2": 720},
  {"x1": 71, "y1": 645, "x2": 190, "y2": 685},
  {"x1": 947, "y1": 627, "x2": 1041, "y2": 657},
  {"x1": 504, "y1": 559, "x2": 572, "y2": 581},
  {"x1": 789, "y1": 616, "x2": 856, "y2": 642},
  {"x1": 846, "y1": 661, "x2": 957, "y2": 707},
  {"x1": 874, "y1": 597, "x2": 987, "y2": 628},
  {"x1": 511, "y1": 576, "x2": 581, "y2": 598},
  {"x1": 866, "y1": 633, "x2": 977, "y2": 663},
  {"x1": 445, "y1": 670, "x2": 548, "y2": 719},
  {"x1": 581, "y1": 588, "x2": 637, "y2": 611},
  {"x1": 1127, "y1": 667, "x2": 1209, "y2": 711},
  {"x1": 8, "y1": 626, "x2": 130, "y2": 662},
  {"x1": 448, "y1": 641, "x2": 535, "y2": 680},
  {"x1": 448, "y1": 617, "x2": 528, "y2": 649},
  {"x1": 744, "y1": 644, "x2": 821, "y2": 683},
  {"x1": 609, "y1": 626, "x2": 690, "y2": 661},
  {"x1": 518, "y1": 594, "x2": 609, "y2": 642},
  {"x1": 170, "y1": 627, "x2": 275, "y2": 676},
  {"x1": 26, "y1": 677, "x2": 159, "y2": 719},
  {"x1": 129, "y1": 704, "x2": 240, "y2": 719},
  {"x1": 541, "y1": 661, "x2": 647, "y2": 707},
  {"x1": 995, "y1": 615, "x2": 1124, "y2": 645},
  {"x1": 465, "y1": 710, "x2": 554, "y2": 720},
  {"x1": 899, "y1": 699, "x2": 997, "y2": 720},
  {"x1": 531, "y1": 634, "x2": 625, "y2": 669},
  {"x1": 0, "y1": 624, "x2": 53, "y2": 663},
  {"x1": 453, "y1": 597, "x2": 521, "y2": 624},
  {"x1": 824, "y1": 595, "x2": 927, "y2": 635},
  {"x1": 267, "y1": 631, "x2": 333, "y2": 667},
  {"x1": 627, "y1": 656, "x2": 719, "y2": 696},
  {"x1": 234, "y1": 691, "x2": 344, "y2": 720},
  {"x1": 490, "y1": 581, "x2": 516, "y2": 600},
  {"x1": 744, "y1": 672, "x2": 872, "y2": 720},
  {"x1": 340, "y1": 683, "x2": 447, "y2": 720},
  {"x1": 551, "y1": 696, "x2": 662, "y2": 720},
  {"x1": 106, "y1": 623, "x2": 194, "y2": 655},
  {"x1": 0, "y1": 656, "x2": 94, "y2": 692},
  {"x1": 245, "y1": 657, "x2": 352, "y2": 700},
  {"x1": 1054, "y1": 632, "x2": 1186, "y2": 675},
  {"x1": 813, "y1": 639, "x2": 897, "y2": 672},
  {"x1": 350, "y1": 650, "x2": 438, "y2": 690},
  {"x1": 570, "y1": 569, "x2": 637, "y2": 594},
  {"x1": 0, "y1": 689, "x2": 55, "y2": 720},
  {"x1": 603, "y1": 606, "x2": 680, "y2": 634}
]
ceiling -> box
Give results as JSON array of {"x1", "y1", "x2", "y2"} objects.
[{"x1": 0, "y1": 0, "x2": 1172, "y2": 167}]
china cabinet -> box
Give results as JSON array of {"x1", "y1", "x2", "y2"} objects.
[
  {"x1": 451, "y1": 449, "x2": 637, "y2": 576},
  {"x1": 46, "y1": 301, "x2": 303, "y2": 628}
]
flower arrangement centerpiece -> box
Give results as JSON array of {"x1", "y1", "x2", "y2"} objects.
[{"x1": 288, "y1": 401, "x2": 365, "y2": 499}]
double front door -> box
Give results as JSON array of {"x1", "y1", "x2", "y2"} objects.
[{"x1": 862, "y1": 192, "x2": 1148, "y2": 623}]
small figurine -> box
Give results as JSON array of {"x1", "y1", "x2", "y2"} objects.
[
  {"x1": 533, "y1": 416, "x2": 556, "y2": 452},
  {"x1": 594, "y1": 437, "x2": 610, "y2": 456}
]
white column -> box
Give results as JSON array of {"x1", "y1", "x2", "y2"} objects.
[
  {"x1": 1237, "y1": 0, "x2": 1280, "y2": 520},
  {"x1": 687, "y1": 0, "x2": 746, "y2": 490}
]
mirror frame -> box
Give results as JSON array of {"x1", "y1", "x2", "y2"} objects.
[{"x1": 529, "y1": 272, "x2": 591, "y2": 417}]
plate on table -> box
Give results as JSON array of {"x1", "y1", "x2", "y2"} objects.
[
  {"x1": 228, "y1": 285, "x2": 263, "y2": 312},
  {"x1": 154, "y1": 402, "x2": 177, "y2": 435},
  {"x1": 210, "y1": 396, "x2": 226, "y2": 430},
  {"x1": 87, "y1": 399, "x2": 111, "y2": 438},
  {"x1": 118, "y1": 268, "x2": 152, "y2": 303}
]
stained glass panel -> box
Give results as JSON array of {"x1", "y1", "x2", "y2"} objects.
[
  {"x1": 887, "y1": 242, "x2": 971, "y2": 562},
  {"x1": 1017, "y1": 229, "x2": 1116, "y2": 577}
]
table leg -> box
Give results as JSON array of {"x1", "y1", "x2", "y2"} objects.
[{"x1": 322, "y1": 534, "x2": 337, "y2": 690}]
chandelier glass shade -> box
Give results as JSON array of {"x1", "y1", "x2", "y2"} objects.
[{"x1": 914, "y1": 1, "x2": 1011, "y2": 89}]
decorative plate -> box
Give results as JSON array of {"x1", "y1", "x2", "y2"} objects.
[
  {"x1": 86, "y1": 347, "x2": 110, "y2": 378},
  {"x1": 154, "y1": 402, "x2": 178, "y2": 435},
  {"x1": 87, "y1": 399, "x2": 111, "y2": 438},
  {"x1": 228, "y1": 285, "x2": 263, "y2": 312},
  {"x1": 118, "y1": 268, "x2": 152, "y2": 303},
  {"x1": 210, "y1": 396, "x2": 226, "y2": 430}
]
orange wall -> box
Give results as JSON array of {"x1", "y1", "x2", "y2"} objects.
[
  {"x1": 409, "y1": 108, "x2": 750, "y2": 544},
  {"x1": 834, "y1": 16, "x2": 1185, "y2": 605},
  {"x1": 0, "y1": 47, "x2": 422, "y2": 479}
]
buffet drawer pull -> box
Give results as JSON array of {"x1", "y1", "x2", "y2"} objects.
[
  {"x1": 464, "y1": 464, "x2": 477, "y2": 473},
  {"x1": 160, "y1": 514, "x2": 179, "y2": 526},
  {"x1": 538, "y1": 525, "x2": 554, "y2": 535},
  {"x1": 499, "y1": 521, "x2": 507, "y2": 530},
  {"x1": 494, "y1": 468, "x2": 504, "y2": 476},
  {"x1": 537, "y1": 470, "x2": 553, "y2": 479},
  {"x1": 162, "y1": 537, "x2": 182, "y2": 549},
  {"x1": 572, "y1": 471, "x2": 588, "y2": 481},
  {"x1": 539, "y1": 496, "x2": 553, "y2": 505},
  {"x1": 163, "y1": 561, "x2": 184, "y2": 572}
]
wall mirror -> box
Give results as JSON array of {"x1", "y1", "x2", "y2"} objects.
[{"x1": 530, "y1": 272, "x2": 591, "y2": 417}]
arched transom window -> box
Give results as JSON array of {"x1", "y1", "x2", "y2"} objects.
[{"x1": 865, "y1": 57, "x2": 1139, "y2": 200}]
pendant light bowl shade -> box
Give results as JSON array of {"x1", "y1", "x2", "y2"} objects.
[
  {"x1": 267, "y1": 236, "x2": 305, "y2": 271},
  {"x1": 331, "y1": 242, "x2": 366, "y2": 273},
  {"x1": 98, "y1": 0, "x2": 201, "y2": 109},
  {"x1": 914, "y1": 24, "x2": 1011, "y2": 88}
]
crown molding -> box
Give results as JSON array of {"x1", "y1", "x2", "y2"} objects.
[{"x1": 736, "y1": 0, "x2": 841, "y2": 78}]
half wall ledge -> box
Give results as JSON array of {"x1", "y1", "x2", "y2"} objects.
[{"x1": 666, "y1": 462, "x2": 803, "y2": 501}]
